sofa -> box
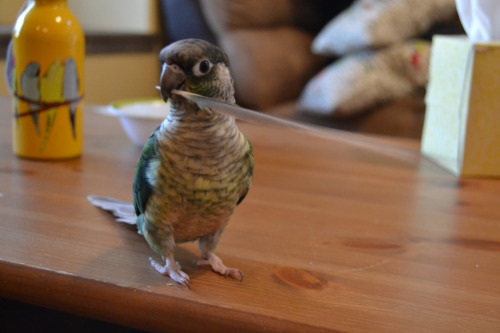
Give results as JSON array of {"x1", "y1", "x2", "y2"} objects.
[{"x1": 159, "y1": 0, "x2": 463, "y2": 138}]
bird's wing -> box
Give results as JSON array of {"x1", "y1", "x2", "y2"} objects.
[
  {"x1": 133, "y1": 130, "x2": 160, "y2": 217},
  {"x1": 237, "y1": 185, "x2": 250, "y2": 206},
  {"x1": 237, "y1": 138, "x2": 253, "y2": 206}
]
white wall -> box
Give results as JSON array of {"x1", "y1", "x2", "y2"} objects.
[
  {"x1": 68, "y1": 0, "x2": 159, "y2": 34},
  {"x1": 0, "y1": 0, "x2": 159, "y2": 34}
]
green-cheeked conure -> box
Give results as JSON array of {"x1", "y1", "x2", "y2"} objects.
[{"x1": 133, "y1": 39, "x2": 253, "y2": 286}]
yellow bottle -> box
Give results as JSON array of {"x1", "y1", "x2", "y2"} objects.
[{"x1": 9, "y1": 0, "x2": 85, "y2": 159}]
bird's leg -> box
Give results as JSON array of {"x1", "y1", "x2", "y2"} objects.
[
  {"x1": 197, "y1": 231, "x2": 243, "y2": 281},
  {"x1": 149, "y1": 254, "x2": 191, "y2": 287},
  {"x1": 141, "y1": 220, "x2": 191, "y2": 287}
]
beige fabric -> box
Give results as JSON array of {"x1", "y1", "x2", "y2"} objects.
[
  {"x1": 199, "y1": 0, "x2": 295, "y2": 34},
  {"x1": 198, "y1": 0, "x2": 327, "y2": 109},
  {"x1": 195, "y1": 0, "x2": 439, "y2": 137},
  {"x1": 199, "y1": 0, "x2": 324, "y2": 33},
  {"x1": 299, "y1": 40, "x2": 430, "y2": 117},
  {"x1": 220, "y1": 28, "x2": 325, "y2": 109},
  {"x1": 312, "y1": 0, "x2": 456, "y2": 56}
]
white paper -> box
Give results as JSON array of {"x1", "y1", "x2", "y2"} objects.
[{"x1": 456, "y1": 0, "x2": 500, "y2": 41}]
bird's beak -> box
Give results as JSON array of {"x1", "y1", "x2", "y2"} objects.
[{"x1": 160, "y1": 63, "x2": 185, "y2": 102}]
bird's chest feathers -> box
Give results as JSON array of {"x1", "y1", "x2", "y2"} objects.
[
  {"x1": 158, "y1": 114, "x2": 245, "y2": 182},
  {"x1": 149, "y1": 113, "x2": 251, "y2": 224}
]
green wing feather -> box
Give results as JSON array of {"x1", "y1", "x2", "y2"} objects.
[
  {"x1": 133, "y1": 130, "x2": 160, "y2": 217},
  {"x1": 236, "y1": 138, "x2": 253, "y2": 206}
]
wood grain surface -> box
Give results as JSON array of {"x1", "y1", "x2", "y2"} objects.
[{"x1": 0, "y1": 96, "x2": 499, "y2": 332}]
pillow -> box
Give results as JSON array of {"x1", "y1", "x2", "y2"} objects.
[
  {"x1": 312, "y1": 0, "x2": 456, "y2": 56},
  {"x1": 220, "y1": 28, "x2": 326, "y2": 110},
  {"x1": 199, "y1": 0, "x2": 350, "y2": 36},
  {"x1": 199, "y1": 0, "x2": 295, "y2": 36},
  {"x1": 298, "y1": 40, "x2": 430, "y2": 117}
]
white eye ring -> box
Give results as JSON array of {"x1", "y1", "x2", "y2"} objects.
[{"x1": 192, "y1": 59, "x2": 213, "y2": 76}]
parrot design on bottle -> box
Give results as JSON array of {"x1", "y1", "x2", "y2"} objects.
[
  {"x1": 40, "y1": 59, "x2": 65, "y2": 150},
  {"x1": 20, "y1": 62, "x2": 41, "y2": 134},
  {"x1": 63, "y1": 57, "x2": 80, "y2": 139},
  {"x1": 5, "y1": 43, "x2": 19, "y2": 124},
  {"x1": 8, "y1": 39, "x2": 82, "y2": 149}
]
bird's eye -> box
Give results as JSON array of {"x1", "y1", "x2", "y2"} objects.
[
  {"x1": 199, "y1": 60, "x2": 211, "y2": 74},
  {"x1": 193, "y1": 59, "x2": 212, "y2": 76}
]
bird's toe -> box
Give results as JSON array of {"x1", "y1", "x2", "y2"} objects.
[
  {"x1": 150, "y1": 256, "x2": 191, "y2": 288},
  {"x1": 197, "y1": 253, "x2": 243, "y2": 281}
]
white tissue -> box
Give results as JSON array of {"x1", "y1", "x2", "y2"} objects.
[{"x1": 456, "y1": 0, "x2": 500, "y2": 41}]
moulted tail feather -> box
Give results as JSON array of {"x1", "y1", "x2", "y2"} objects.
[
  {"x1": 87, "y1": 195, "x2": 137, "y2": 224},
  {"x1": 172, "y1": 90, "x2": 418, "y2": 163}
]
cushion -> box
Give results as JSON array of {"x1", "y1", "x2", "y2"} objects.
[
  {"x1": 312, "y1": 0, "x2": 456, "y2": 56},
  {"x1": 298, "y1": 40, "x2": 430, "y2": 117},
  {"x1": 197, "y1": 0, "x2": 349, "y2": 109},
  {"x1": 199, "y1": 0, "x2": 350, "y2": 35},
  {"x1": 219, "y1": 28, "x2": 326, "y2": 109}
]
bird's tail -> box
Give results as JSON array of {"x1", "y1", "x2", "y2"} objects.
[{"x1": 87, "y1": 195, "x2": 137, "y2": 224}]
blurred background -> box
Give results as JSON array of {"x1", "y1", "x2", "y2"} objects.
[{"x1": 1, "y1": 0, "x2": 464, "y2": 138}]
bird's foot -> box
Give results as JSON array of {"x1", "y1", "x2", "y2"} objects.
[
  {"x1": 197, "y1": 253, "x2": 243, "y2": 281},
  {"x1": 149, "y1": 256, "x2": 191, "y2": 288}
]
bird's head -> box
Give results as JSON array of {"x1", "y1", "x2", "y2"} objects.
[{"x1": 158, "y1": 39, "x2": 235, "y2": 105}]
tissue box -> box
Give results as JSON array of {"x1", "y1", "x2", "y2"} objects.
[{"x1": 422, "y1": 35, "x2": 500, "y2": 177}]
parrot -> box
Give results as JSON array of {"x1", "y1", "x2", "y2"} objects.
[
  {"x1": 136, "y1": 39, "x2": 254, "y2": 286},
  {"x1": 90, "y1": 39, "x2": 254, "y2": 287},
  {"x1": 63, "y1": 57, "x2": 80, "y2": 139},
  {"x1": 5, "y1": 42, "x2": 19, "y2": 123},
  {"x1": 20, "y1": 62, "x2": 41, "y2": 134},
  {"x1": 40, "y1": 59, "x2": 65, "y2": 151}
]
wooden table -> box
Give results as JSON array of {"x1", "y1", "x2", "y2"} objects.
[{"x1": 1, "y1": 96, "x2": 499, "y2": 332}]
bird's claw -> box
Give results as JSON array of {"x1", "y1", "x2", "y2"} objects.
[
  {"x1": 149, "y1": 257, "x2": 191, "y2": 288},
  {"x1": 170, "y1": 271, "x2": 191, "y2": 289},
  {"x1": 197, "y1": 254, "x2": 243, "y2": 281},
  {"x1": 224, "y1": 267, "x2": 244, "y2": 281}
]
